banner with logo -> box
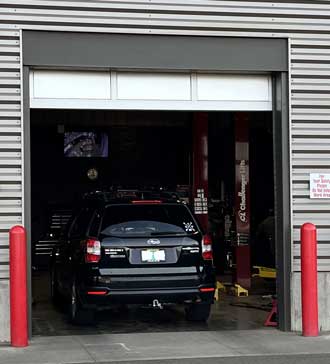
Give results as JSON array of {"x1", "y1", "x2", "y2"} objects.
[{"x1": 235, "y1": 113, "x2": 250, "y2": 240}]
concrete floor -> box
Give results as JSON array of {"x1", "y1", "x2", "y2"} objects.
[
  {"x1": 3, "y1": 329, "x2": 330, "y2": 364},
  {"x1": 32, "y1": 271, "x2": 275, "y2": 336}
]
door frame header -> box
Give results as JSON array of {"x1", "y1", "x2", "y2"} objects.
[{"x1": 23, "y1": 31, "x2": 288, "y2": 72}]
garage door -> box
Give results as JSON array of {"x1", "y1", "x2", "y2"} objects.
[{"x1": 29, "y1": 70, "x2": 272, "y2": 111}]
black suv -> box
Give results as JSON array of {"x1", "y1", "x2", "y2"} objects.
[{"x1": 50, "y1": 192, "x2": 216, "y2": 324}]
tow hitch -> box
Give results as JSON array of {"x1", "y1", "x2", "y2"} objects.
[{"x1": 152, "y1": 299, "x2": 163, "y2": 310}]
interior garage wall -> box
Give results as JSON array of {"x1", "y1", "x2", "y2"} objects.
[{"x1": 0, "y1": 0, "x2": 330, "y2": 339}]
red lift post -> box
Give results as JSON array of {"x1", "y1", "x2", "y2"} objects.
[
  {"x1": 234, "y1": 113, "x2": 251, "y2": 289},
  {"x1": 301, "y1": 223, "x2": 319, "y2": 337},
  {"x1": 192, "y1": 112, "x2": 209, "y2": 232},
  {"x1": 9, "y1": 225, "x2": 28, "y2": 347}
]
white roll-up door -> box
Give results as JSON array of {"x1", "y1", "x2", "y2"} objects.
[{"x1": 29, "y1": 70, "x2": 272, "y2": 111}]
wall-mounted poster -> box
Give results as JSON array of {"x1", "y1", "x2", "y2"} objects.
[
  {"x1": 310, "y1": 173, "x2": 330, "y2": 199},
  {"x1": 64, "y1": 132, "x2": 108, "y2": 158}
]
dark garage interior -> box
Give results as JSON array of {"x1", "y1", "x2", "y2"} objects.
[{"x1": 30, "y1": 109, "x2": 276, "y2": 335}]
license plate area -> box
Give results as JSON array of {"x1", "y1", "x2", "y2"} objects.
[{"x1": 141, "y1": 249, "x2": 166, "y2": 263}]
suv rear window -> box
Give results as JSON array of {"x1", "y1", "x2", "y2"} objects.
[{"x1": 101, "y1": 204, "x2": 199, "y2": 237}]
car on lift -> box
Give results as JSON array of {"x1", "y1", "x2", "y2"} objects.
[{"x1": 50, "y1": 191, "x2": 216, "y2": 324}]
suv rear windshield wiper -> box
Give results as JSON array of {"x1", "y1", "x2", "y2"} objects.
[{"x1": 150, "y1": 232, "x2": 187, "y2": 236}]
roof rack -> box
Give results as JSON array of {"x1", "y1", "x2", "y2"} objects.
[{"x1": 82, "y1": 188, "x2": 185, "y2": 204}]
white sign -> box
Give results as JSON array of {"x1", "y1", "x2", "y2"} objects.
[
  {"x1": 310, "y1": 173, "x2": 330, "y2": 199},
  {"x1": 238, "y1": 160, "x2": 248, "y2": 223},
  {"x1": 194, "y1": 188, "x2": 208, "y2": 214}
]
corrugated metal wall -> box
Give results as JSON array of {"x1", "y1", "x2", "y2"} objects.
[
  {"x1": 291, "y1": 34, "x2": 330, "y2": 271},
  {"x1": 0, "y1": 28, "x2": 21, "y2": 281},
  {"x1": 1, "y1": 0, "x2": 330, "y2": 280}
]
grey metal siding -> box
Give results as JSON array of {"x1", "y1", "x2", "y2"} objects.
[
  {"x1": 0, "y1": 1, "x2": 329, "y2": 281},
  {"x1": 291, "y1": 37, "x2": 330, "y2": 271},
  {"x1": 0, "y1": 28, "x2": 21, "y2": 281}
]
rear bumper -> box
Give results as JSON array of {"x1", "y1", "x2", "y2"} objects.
[
  {"x1": 77, "y1": 265, "x2": 216, "y2": 308},
  {"x1": 79, "y1": 286, "x2": 215, "y2": 307}
]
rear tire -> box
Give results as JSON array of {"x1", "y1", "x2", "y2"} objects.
[
  {"x1": 50, "y1": 266, "x2": 61, "y2": 305},
  {"x1": 185, "y1": 303, "x2": 211, "y2": 322},
  {"x1": 69, "y1": 280, "x2": 95, "y2": 325}
]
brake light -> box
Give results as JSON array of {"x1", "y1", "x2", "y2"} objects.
[
  {"x1": 85, "y1": 239, "x2": 101, "y2": 263},
  {"x1": 132, "y1": 200, "x2": 162, "y2": 204},
  {"x1": 87, "y1": 290, "x2": 107, "y2": 295},
  {"x1": 202, "y1": 234, "x2": 213, "y2": 261},
  {"x1": 200, "y1": 287, "x2": 215, "y2": 293}
]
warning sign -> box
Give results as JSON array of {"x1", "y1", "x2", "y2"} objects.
[
  {"x1": 194, "y1": 188, "x2": 208, "y2": 215},
  {"x1": 310, "y1": 173, "x2": 330, "y2": 199}
]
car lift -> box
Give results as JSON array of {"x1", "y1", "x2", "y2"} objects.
[
  {"x1": 215, "y1": 266, "x2": 277, "y2": 327},
  {"x1": 214, "y1": 281, "x2": 248, "y2": 300},
  {"x1": 252, "y1": 266, "x2": 276, "y2": 280}
]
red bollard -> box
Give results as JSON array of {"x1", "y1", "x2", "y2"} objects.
[
  {"x1": 9, "y1": 226, "x2": 28, "y2": 347},
  {"x1": 300, "y1": 223, "x2": 319, "y2": 337}
]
